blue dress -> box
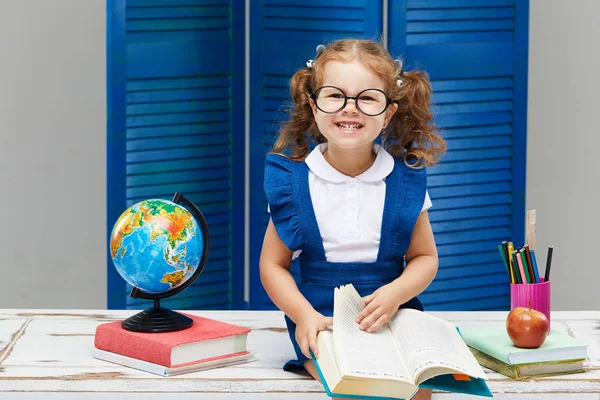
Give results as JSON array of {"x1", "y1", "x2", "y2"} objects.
[{"x1": 263, "y1": 153, "x2": 427, "y2": 371}]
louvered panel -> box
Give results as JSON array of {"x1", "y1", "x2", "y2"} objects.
[
  {"x1": 389, "y1": 0, "x2": 527, "y2": 311},
  {"x1": 428, "y1": 181, "x2": 512, "y2": 199},
  {"x1": 118, "y1": 0, "x2": 235, "y2": 310},
  {"x1": 249, "y1": 1, "x2": 382, "y2": 309}
]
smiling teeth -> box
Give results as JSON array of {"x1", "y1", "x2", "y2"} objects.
[{"x1": 338, "y1": 123, "x2": 362, "y2": 130}]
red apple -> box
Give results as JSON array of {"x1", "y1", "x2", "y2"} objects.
[{"x1": 506, "y1": 303, "x2": 549, "y2": 348}]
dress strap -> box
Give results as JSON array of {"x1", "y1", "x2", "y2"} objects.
[
  {"x1": 291, "y1": 161, "x2": 327, "y2": 261},
  {"x1": 377, "y1": 159, "x2": 427, "y2": 262}
]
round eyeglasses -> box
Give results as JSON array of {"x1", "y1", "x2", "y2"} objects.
[{"x1": 310, "y1": 86, "x2": 393, "y2": 117}]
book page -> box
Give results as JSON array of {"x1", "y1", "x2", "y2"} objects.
[
  {"x1": 332, "y1": 285, "x2": 411, "y2": 383},
  {"x1": 388, "y1": 309, "x2": 486, "y2": 383}
]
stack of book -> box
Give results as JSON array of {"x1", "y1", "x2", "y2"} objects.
[
  {"x1": 93, "y1": 313, "x2": 253, "y2": 376},
  {"x1": 460, "y1": 326, "x2": 588, "y2": 380}
]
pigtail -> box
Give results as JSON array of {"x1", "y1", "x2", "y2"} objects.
[
  {"x1": 385, "y1": 70, "x2": 446, "y2": 168},
  {"x1": 270, "y1": 69, "x2": 320, "y2": 161}
]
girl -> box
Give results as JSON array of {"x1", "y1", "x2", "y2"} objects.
[{"x1": 259, "y1": 39, "x2": 446, "y2": 400}]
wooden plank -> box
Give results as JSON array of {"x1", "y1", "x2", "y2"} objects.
[{"x1": 0, "y1": 319, "x2": 29, "y2": 364}]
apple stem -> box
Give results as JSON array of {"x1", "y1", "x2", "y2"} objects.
[{"x1": 528, "y1": 299, "x2": 531, "y2": 311}]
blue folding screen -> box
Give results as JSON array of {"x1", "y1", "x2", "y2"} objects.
[
  {"x1": 387, "y1": 0, "x2": 528, "y2": 310},
  {"x1": 107, "y1": 0, "x2": 245, "y2": 310},
  {"x1": 107, "y1": 0, "x2": 529, "y2": 312}
]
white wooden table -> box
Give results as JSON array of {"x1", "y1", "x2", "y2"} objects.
[{"x1": 0, "y1": 310, "x2": 598, "y2": 399}]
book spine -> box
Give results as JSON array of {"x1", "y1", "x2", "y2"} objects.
[{"x1": 94, "y1": 326, "x2": 172, "y2": 367}]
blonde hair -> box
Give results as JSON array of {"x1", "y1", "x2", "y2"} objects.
[{"x1": 270, "y1": 39, "x2": 446, "y2": 168}]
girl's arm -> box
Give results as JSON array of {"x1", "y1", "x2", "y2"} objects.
[
  {"x1": 259, "y1": 219, "x2": 313, "y2": 322},
  {"x1": 356, "y1": 210, "x2": 438, "y2": 332},
  {"x1": 391, "y1": 209, "x2": 439, "y2": 302},
  {"x1": 259, "y1": 219, "x2": 333, "y2": 357}
]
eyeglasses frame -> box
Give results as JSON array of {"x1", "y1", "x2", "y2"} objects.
[{"x1": 309, "y1": 86, "x2": 394, "y2": 117}]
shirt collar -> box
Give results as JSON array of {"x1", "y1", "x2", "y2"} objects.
[{"x1": 305, "y1": 143, "x2": 394, "y2": 183}]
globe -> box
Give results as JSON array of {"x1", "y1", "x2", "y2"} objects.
[
  {"x1": 110, "y1": 198, "x2": 203, "y2": 294},
  {"x1": 109, "y1": 193, "x2": 210, "y2": 332}
]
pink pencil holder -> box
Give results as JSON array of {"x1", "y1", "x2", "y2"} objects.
[{"x1": 510, "y1": 278, "x2": 551, "y2": 330}]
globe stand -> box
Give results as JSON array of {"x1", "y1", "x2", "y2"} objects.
[
  {"x1": 121, "y1": 299, "x2": 193, "y2": 333},
  {"x1": 120, "y1": 192, "x2": 210, "y2": 333}
]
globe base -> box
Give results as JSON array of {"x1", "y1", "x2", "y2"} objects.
[{"x1": 121, "y1": 307, "x2": 193, "y2": 333}]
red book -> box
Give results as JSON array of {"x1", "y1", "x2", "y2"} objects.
[{"x1": 94, "y1": 313, "x2": 251, "y2": 368}]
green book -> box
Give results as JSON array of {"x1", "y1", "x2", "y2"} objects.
[
  {"x1": 467, "y1": 346, "x2": 587, "y2": 380},
  {"x1": 459, "y1": 325, "x2": 588, "y2": 365}
]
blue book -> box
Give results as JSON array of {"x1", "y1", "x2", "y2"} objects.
[{"x1": 310, "y1": 285, "x2": 493, "y2": 400}]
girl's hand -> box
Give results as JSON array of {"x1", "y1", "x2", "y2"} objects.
[
  {"x1": 295, "y1": 310, "x2": 333, "y2": 359},
  {"x1": 356, "y1": 283, "x2": 404, "y2": 333}
]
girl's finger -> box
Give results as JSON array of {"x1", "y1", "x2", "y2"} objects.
[
  {"x1": 359, "y1": 307, "x2": 382, "y2": 330},
  {"x1": 366, "y1": 313, "x2": 388, "y2": 333},
  {"x1": 356, "y1": 302, "x2": 378, "y2": 324},
  {"x1": 298, "y1": 337, "x2": 309, "y2": 358},
  {"x1": 318, "y1": 317, "x2": 333, "y2": 330},
  {"x1": 308, "y1": 332, "x2": 319, "y2": 357}
]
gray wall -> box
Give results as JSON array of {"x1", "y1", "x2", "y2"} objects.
[
  {"x1": 527, "y1": 0, "x2": 600, "y2": 310},
  {"x1": 0, "y1": 1, "x2": 106, "y2": 308},
  {"x1": 0, "y1": 1, "x2": 597, "y2": 310}
]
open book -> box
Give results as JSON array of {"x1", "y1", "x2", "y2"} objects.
[{"x1": 311, "y1": 284, "x2": 492, "y2": 399}]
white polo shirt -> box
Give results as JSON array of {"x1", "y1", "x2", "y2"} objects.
[{"x1": 274, "y1": 143, "x2": 431, "y2": 263}]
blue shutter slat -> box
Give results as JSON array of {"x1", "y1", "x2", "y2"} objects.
[
  {"x1": 436, "y1": 228, "x2": 510, "y2": 247},
  {"x1": 264, "y1": 0, "x2": 364, "y2": 6},
  {"x1": 264, "y1": 6, "x2": 366, "y2": 19},
  {"x1": 126, "y1": 157, "x2": 229, "y2": 174},
  {"x1": 126, "y1": 146, "x2": 229, "y2": 163},
  {"x1": 435, "y1": 101, "x2": 513, "y2": 114},
  {"x1": 127, "y1": 0, "x2": 229, "y2": 6},
  {"x1": 434, "y1": 89, "x2": 513, "y2": 103},
  {"x1": 407, "y1": 8, "x2": 515, "y2": 20},
  {"x1": 429, "y1": 274, "x2": 507, "y2": 293},
  {"x1": 127, "y1": 76, "x2": 230, "y2": 91},
  {"x1": 443, "y1": 125, "x2": 512, "y2": 139},
  {"x1": 126, "y1": 169, "x2": 230, "y2": 187},
  {"x1": 126, "y1": 111, "x2": 230, "y2": 127},
  {"x1": 432, "y1": 78, "x2": 513, "y2": 91},
  {"x1": 407, "y1": 19, "x2": 514, "y2": 33},
  {"x1": 127, "y1": 18, "x2": 230, "y2": 31},
  {"x1": 127, "y1": 100, "x2": 229, "y2": 115},
  {"x1": 407, "y1": 0, "x2": 515, "y2": 8},
  {"x1": 128, "y1": 179, "x2": 230, "y2": 197},
  {"x1": 436, "y1": 239, "x2": 507, "y2": 258},
  {"x1": 435, "y1": 112, "x2": 512, "y2": 128},
  {"x1": 264, "y1": 19, "x2": 365, "y2": 32},
  {"x1": 428, "y1": 171, "x2": 509, "y2": 187},
  {"x1": 429, "y1": 182, "x2": 512, "y2": 199},
  {"x1": 430, "y1": 206, "x2": 511, "y2": 223},
  {"x1": 439, "y1": 254, "x2": 500, "y2": 272},
  {"x1": 447, "y1": 136, "x2": 512, "y2": 150},
  {"x1": 430, "y1": 194, "x2": 511, "y2": 211},
  {"x1": 420, "y1": 286, "x2": 509, "y2": 308},
  {"x1": 127, "y1": 6, "x2": 229, "y2": 19},
  {"x1": 442, "y1": 148, "x2": 512, "y2": 162},
  {"x1": 408, "y1": 31, "x2": 514, "y2": 46},
  {"x1": 433, "y1": 217, "x2": 511, "y2": 234},
  {"x1": 127, "y1": 134, "x2": 229, "y2": 151},
  {"x1": 431, "y1": 159, "x2": 511, "y2": 175},
  {"x1": 127, "y1": 87, "x2": 230, "y2": 103},
  {"x1": 127, "y1": 123, "x2": 230, "y2": 140}
]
